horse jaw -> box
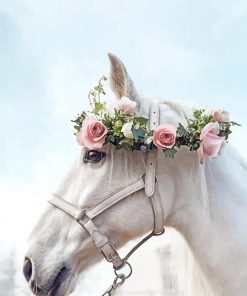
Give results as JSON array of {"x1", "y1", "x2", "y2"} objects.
[{"x1": 24, "y1": 147, "x2": 154, "y2": 296}]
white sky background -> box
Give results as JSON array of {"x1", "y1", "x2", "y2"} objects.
[{"x1": 0, "y1": 0, "x2": 247, "y2": 294}]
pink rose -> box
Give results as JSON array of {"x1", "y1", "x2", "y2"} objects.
[
  {"x1": 118, "y1": 96, "x2": 137, "y2": 114},
  {"x1": 198, "y1": 122, "x2": 225, "y2": 163},
  {"x1": 212, "y1": 110, "x2": 229, "y2": 122},
  {"x1": 77, "y1": 115, "x2": 107, "y2": 149},
  {"x1": 153, "y1": 124, "x2": 176, "y2": 149}
]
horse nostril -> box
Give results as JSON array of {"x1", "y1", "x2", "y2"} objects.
[{"x1": 23, "y1": 257, "x2": 33, "y2": 282}]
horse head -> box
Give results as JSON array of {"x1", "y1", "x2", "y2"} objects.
[
  {"x1": 23, "y1": 54, "x2": 247, "y2": 296},
  {"x1": 23, "y1": 54, "x2": 190, "y2": 296}
]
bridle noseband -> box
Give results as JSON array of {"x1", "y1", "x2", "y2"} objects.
[{"x1": 48, "y1": 104, "x2": 165, "y2": 295}]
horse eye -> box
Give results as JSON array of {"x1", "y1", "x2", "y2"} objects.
[{"x1": 84, "y1": 150, "x2": 106, "y2": 163}]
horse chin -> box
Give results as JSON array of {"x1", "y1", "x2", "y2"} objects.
[{"x1": 30, "y1": 268, "x2": 77, "y2": 296}]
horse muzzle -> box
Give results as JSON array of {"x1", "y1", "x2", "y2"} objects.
[{"x1": 23, "y1": 257, "x2": 73, "y2": 296}]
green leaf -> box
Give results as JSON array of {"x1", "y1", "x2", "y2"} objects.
[
  {"x1": 176, "y1": 123, "x2": 187, "y2": 137},
  {"x1": 94, "y1": 85, "x2": 104, "y2": 93},
  {"x1": 94, "y1": 102, "x2": 104, "y2": 115},
  {"x1": 230, "y1": 121, "x2": 241, "y2": 126},
  {"x1": 163, "y1": 148, "x2": 177, "y2": 158},
  {"x1": 90, "y1": 90, "x2": 97, "y2": 97},
  {"x1": 132, "y1": 128, "x2": 145, "y2": 141},
  {"x1": 74, "y1": 125, "x2": 81, "y2": 132},
  {"x1": 134, "y1": 117, "x2": 149, "y2": 126}
]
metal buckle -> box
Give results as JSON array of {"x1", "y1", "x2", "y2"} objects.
[{"x1": 101, "y1": 242, "x2": 120, "y2": 263}]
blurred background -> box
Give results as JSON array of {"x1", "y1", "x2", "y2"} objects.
[{"x1": 0, "y1": 0, "x2": 247, "y2": 295}]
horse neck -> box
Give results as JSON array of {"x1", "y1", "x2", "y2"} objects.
[{"x1": 158, "y1": 145, "x2": 247, "y2": 295}]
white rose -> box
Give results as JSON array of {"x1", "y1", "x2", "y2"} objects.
[{"x1": 121, "y1": 122, "x2": 134, "y2": 139}]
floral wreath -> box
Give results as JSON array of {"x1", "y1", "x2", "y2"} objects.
[{"x1": 72, "y1": 76, "x2": 240, "y2": 163}]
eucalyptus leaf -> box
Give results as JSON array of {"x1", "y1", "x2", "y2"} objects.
[
  {"x1": 177, "y1": 123, "x2": 187, "y2": 137},
  {"x1": 132, "y1": 128, "x2": 145, "y2": 141},
  {"x1": 163, "y1": 148, "x2": 177, "y2": 158}
]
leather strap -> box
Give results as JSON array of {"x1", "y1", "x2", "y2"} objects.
[
  {"x1": 149, "y1": 103, "x2": 160, "y2": 130},
  {"x1": 145, "y1": 152, "x2": 164, "y2": 234},
  {"x1": 49, "y1": 178, "x2": 144, "y2": 221},
  {"x1": 49, "y1": 195, "x2": 85, "y2": 220},
  {"x1": 78, "y1": 217, "x2": 124, "y2": 268},
  {"x1": 145, "y1": 150, "x2": 157, "y2": 197},
  {"x1": 144, "y1": 104, "x2": 164, "y2": 233},
  {"x1": 86, "y1": 178, "x2": 145, "y2": 219},
  {"x1": 145, "y1": 103, "x2": 160, "y2": 196},
  {"x1": 150, "y1": 188, "x2": 164, "y2": 234},
  {"x1": 49, "y1": 178, "x2": 146, "y2": 270}
]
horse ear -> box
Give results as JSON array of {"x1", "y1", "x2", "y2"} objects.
[{"x1": 108, "y1": 53, "x2": 140, "y2": 102}]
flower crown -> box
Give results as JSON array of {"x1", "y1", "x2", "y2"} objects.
[{"x1": 72, "y1": 76, "x2": 240, "y2": 163}]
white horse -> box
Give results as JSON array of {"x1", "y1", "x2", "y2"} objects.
[{"x1": 23, "y1": 54, "x2": 247, "y2": 296}]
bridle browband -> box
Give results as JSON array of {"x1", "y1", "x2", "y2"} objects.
[{"x1": 48, "y1": 104, "x2": 165, "y2": 295}]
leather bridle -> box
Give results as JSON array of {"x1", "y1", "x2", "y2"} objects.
[{"x1": 48, "y1": 104, "x2": 165, "y2": 295}]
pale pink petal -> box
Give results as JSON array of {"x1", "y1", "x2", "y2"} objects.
[
  {"x1": 164, "y1": 143, "x2": 174, "y2": 149},
  {"x1": 202, "y1": 134, "x2": 225, "y2": 157},
  {"x1": 76, "y1": 115, "x2": 107, "y2": 149},
  {"x1": 153, "y1": 124, "x2": 176, "y2": 149},
  {"x1": 155, "y1": 139, "x2": 165, "y2": 149},
  {"x1": 81, "y1": 115, "x2": 99, "y2": 137},
  {"x1": 82, "y1": 134, "x2": 105, "y2": 149},
  {"x1": 200, "y1": 122, "x2": 220, "y2": 140},
  {"x1": 213, "y1": 110, "x2": 229, "y2": 122},
  {"x1": 118, "y1": 96, "x2": 137, "y2": 114},
  {"x1": 155, "y1": 124, "x2": 177, "y2": 135},
  {"x1": 92, "y1": 128, "x2": 108, "y2": 141}
]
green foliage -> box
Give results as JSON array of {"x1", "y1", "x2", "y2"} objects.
[
  {"x1": 134, "y1": 117, "x2": 149, "y2": 126},
  {"x1": 71, "y1": 76, "x2": 240, "y2": 159},
  {"x1": 71, "y1": 76, "x2": 107, "y2": 133},
  {"x1": 71, "y1": 111, "x2": 86, "y2": 135},
  {"x1": 94, "y1": 102, "x2": 104, "y2": 115},
  {"x1": 174, "y1": 109, "x2": 240, "y2": 152},
  {"x1": 163, "y1": 148, "x2": 177, "y2": 158},
  {"x1": 219, "y1": 121, "x2": 241, "y2": 140},
  {"x1": 132, "y1": 128, "x2": 145, "y2": 141}
]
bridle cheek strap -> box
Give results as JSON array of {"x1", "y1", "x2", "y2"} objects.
[
  {"x1": 49, "y1": 178, "x2": 146, "y2": 269},
  {"x1": 145, "y1": 103, "x2": 164, "y2": 234},
  {"x1": 85, "y1": 178, "x2": 145, "y2": 219}
]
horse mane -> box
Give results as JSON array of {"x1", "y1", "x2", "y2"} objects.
[
  {"x1": 163, "y1": 99, "x2": 191, "y2": 118},
  {"x1": 163, "y1": 228, "x2": 212, "y2": 296},
  {"x1": 151, "y1": 98, "x2": 247, "y2": 295}
]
